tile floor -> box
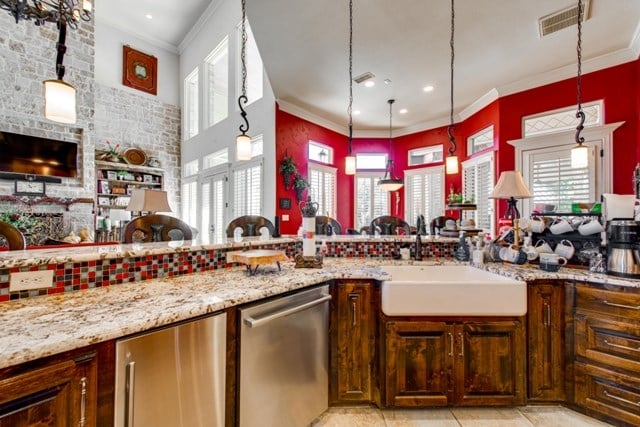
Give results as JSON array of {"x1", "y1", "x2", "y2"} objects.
[{"x1": 311, "y1": 406, "x2": 613, "y2": 427}]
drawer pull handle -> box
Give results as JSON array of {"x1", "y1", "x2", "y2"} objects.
[
  {"x1": 448, "y1": 332, "x2": 454, "y2": 357},
  {"x1": 604, "y1": 339, "x2": 640, "y2": 353},
  {"x1": 351, "y1": 300, "x2": 357, "y2": 327},
  {"x1": 602, "y1": 300, "x2": 640, "y2": 310},
  {"x1": 458, "y1": 332, "x2": 464, "y2": 357},
  {"x1": 604, "y1": 390, "x2": 640, "y2": 408},
  {"x1": 544, "y1": 303, "x2": 551, "y2": 327},
  {"x1": 79, "y1": 376, "x2": 87, "y2": 427}
]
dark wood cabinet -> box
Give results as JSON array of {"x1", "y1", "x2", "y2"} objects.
[
  {"x1": 330, "y1": 281, "x2": 375, "y2": 404},
  {"x1": 384, "y1": 318, "x2": 525, "y2": 408},
  {"x1": 527, "y1": 281, "x2": 565, "y2": 401},
  {"x1": 0, "y1": 347, "x2": 98, "y2": 427}
]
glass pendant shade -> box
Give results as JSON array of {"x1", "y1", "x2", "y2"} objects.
[
  {"x1": 445, "y1": 155, "x2": 459, "y2": 175},
  {"x1": 571, "y1": 145, "x2": 588, "y2": 168},
  {"x1": 43, "y1": 79, "x2": 76, "y2": 124},
  {"x1": 345, "y1": 155, "x2": 356, "y2": 175},
  {"x1": 379, "y1": 178, "x2": 403, "y2": 192},
  {"x1": 236, "y1": 134, "x2": 252, "y2": 161}
]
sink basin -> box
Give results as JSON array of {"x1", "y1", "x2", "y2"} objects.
[{"x1": 380, "y1": 265, "x2": 526, "y2": 316}]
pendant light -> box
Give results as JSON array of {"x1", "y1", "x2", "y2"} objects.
[
  {"x1": 445, "y1": 0, "x2": 458, "y2": 175},
  {"x1": 236, "y1": 0, "x2": 252, "y2": 161},
  {"x1": 379, "y1": 99, "x2": 403, "y2": 192},
  {"x1": 571, "y1": 0, "x2": 588, "y2": 168},
  {"x1": 44, "y1": 18, "x2": 76, "y2": 124},
  {"x1": 344, "y1": 0, "x2": 356, "y2": 175}
]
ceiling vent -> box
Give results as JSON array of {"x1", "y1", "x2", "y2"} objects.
[
  {"x1": 353, "y1": 72, "x2": 375, "y2": 84},
  {"x1": 538, "y1": 0, "x2": 590, "y2": 38}
]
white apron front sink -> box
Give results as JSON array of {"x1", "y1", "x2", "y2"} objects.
[{"x1": 380, "y1": 265, "x2": 527, "y2": 316}]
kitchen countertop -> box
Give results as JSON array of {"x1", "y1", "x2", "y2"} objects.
[{"x1": 0, "y1": 257, "x2": 638, "y2": 370}]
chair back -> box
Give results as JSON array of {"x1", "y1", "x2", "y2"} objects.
[
  {"x1": 124, "y1": 215, "x2": 194, "y2": 243},
  {"x1": 0, "y1": 221, "x2": 26, "y2": 250},
  {"x1": 226, "y1": 215, "x2": 275, "y2": 238},
  {"x1": 370, "y1": 216, "x2": 411, "y2": 235},
  {"x1": 430, "y1": 216, "x2": 456, "y2": 235},
  {"x1": 315, "y1": 216, "x2": 342, "y2": 235}
]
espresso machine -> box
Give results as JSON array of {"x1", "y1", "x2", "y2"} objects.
[{"x1": 606, "y1": 219, "x2": 640, "y2": 277}]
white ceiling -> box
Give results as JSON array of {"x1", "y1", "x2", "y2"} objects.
[{"x1": 99, "y1": 0, "x2": 640, "y2": 135}]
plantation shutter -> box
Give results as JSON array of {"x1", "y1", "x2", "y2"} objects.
[
  {"x1": 213, "y1": 177, "x2": 225, "y2": 242},
  {"x1": 355, "y1": 175, "x2": 389, "y2": 230},
  {"x1": 405, "y1": 166, "x2": 444, "y2": 226},
  {"x1": 201, "y1": 181, "x2": 211, "y2": 243},
  {"x1": 309, "y1": 165, "x2": 337, "y2": 217},
  {"x1": 182, "y1": 181, "x2": 197, "y2": 228},
  {"x1": 233, "y1": 162, "x2": 262, "y2": 217},
  {"x1": 462, "y1": 153, "x2": 494, "y2": 232}
]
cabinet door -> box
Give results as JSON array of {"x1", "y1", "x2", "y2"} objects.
[
  {"x1": 385, "y1": 321, "x2": 452, "y2": 407},
  {"x1": 331, "y1": 282, "x2": 373, "y2": 403},
  {"x1": 454, "y1": 320, "x2": 526, "y2": 406},
  {"x1": 528, "y1": 283, "x2": 565, "y2": 401}
]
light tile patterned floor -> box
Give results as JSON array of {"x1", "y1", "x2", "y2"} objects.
[{"x1": 311, "y1": 406, "x2": 613, "y2": 427}]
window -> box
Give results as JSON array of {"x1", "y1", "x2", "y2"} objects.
[
  {"x1": 355, "y1": 173, "x2": 389, "y2": 230},
  {"x1": 408, "y1": 145, "x2": 443, "y2": 166},
  {"x1": 467, "y1": 126, "x2": 494, "y2": 155},
  {"x1": 308, "y1": 141, "x2": 333, "y2": 164},
  {"x1": 404, "y1": 166, "x2": 445, "y2": 227},
  {"x1": 184, "y1": 68, "x2": 199, "y2": 139},
  {"x1": 238, "y1": 21, "x2": 263, "y2": 105},
  {"x1": 203, "y1": 148, "x2": 229, "y2": 170},
  {"x1": 250, "y1": 134, "x2": 263, "y2": 158},
  {"x1": 462, "y1": 153, "x2": 494, "y2": 234},
  {"x1": 308, "y1": 164, "x2": 337, "y2": 217},
  {"x1": 205, "y1": 37, "x2": 229, "y2": 128},
  {"x1": 356, "y1": 153, "x2": 387, "y2": 170},
  {"x1": 182, "y1": 180, "x2": 198, "y2": 228},
  {"x1": 201, "y1": 172, "x2": 227, "y2": 244},
  {"x1": 183, "y1": 159, "x2": 199, "y2": 177},
  {"x1": 523, "y1": 101, "x2": 602, "y2": 137},
  {"x1": 233, "y1": 160, "x2": 262, "y2": 217}
]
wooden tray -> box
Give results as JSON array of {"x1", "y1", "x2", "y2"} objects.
[{"x1": 226, "y1": 250, "x2": 288, "y2": 275}]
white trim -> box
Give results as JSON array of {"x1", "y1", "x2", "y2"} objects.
[
  {"x1": 404, "y1": 164, "x2": 445, "y2": 178},
  {"x1": 308, "y1": 163, "x2": 337, "y2": 218},
  {"x1": 630, "y1": 20, "x2": 640, "y2": 58},
  {"x1": 96, "y1": 14, "x2": 179, "y2": 53},
  {"x1": 459, "y1": 89, "x2": 500, "y2": 122},
  {"x1": 461, "y1": 151, "x2": 494, "y2": 169},
  {"x1": 277, "y1": 99, "x2": 347, "y2": 135},
  {"x1": 178, "y1": 0, "x2": 226, "y2": 54},
  {"x1": 467, "y1": 125, "x2": 494, "y2": 155}
]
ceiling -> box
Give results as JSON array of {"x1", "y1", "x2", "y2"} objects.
[{"x1": 99, "y1": 0, "x2": 640, "y2": 135}]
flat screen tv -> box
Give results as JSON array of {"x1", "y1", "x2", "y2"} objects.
[{"x1": 0, "y1": 131, "x2": 78, "y2": 178}]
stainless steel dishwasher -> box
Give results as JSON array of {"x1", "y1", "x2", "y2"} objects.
[
  {"x1": 114, "y1": 312, "x2": 227, "y2": 427},
  {"x1": 239, "y1": 285, "x2": 331, "y2": 427}
]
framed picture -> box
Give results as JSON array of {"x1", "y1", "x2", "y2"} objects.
[
  {"x1": 143, "y1": 174, "x2": 153, "y2": 183},
  {"x1": 99, "y1": 180, "x2": 110, "y2": 194},
  {"x1": 14, "y1": 180, "x2": 45, "y2": 196},
  {"x1": 106, "y1": 171, "x2": 118, "y2": 180},
  {"x1": 279, "y1": 197, "x2": 292, "y2": 210},
  {"x1": 122, "y1": 45, "x2": 158, "y2": 95},
  {"x1": 98, "y1": 196, "x2": 111, "y2": 206}
]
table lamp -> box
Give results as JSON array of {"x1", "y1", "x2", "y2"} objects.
[
  {"x1": 126, "y1": 189, "x2": 172, "y2": 242},
  {"x1": 490, "y1": 171, "x2": 532, "y2": 221}
]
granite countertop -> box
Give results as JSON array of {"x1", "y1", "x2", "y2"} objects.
[{"x1": 0, "y1": 257, "x2": 638, "y2": 370}]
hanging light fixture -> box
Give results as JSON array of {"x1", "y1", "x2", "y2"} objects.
[
  {"x1": 379, "y1": 99, "x2": 403, "y2": 192},
  {"x1": 344, "y1": 0, "x2": 356, "y2": 175},
  {"x1": 1, "y1": 0, "x2": 92, "y2": 28},
  {"x1": 571, "y1": 0, "x2": 588, "y2": 168},
  {"x1": 236, "y1": 0, "x2": 252, "y2": 161},
  {"x1": 43, "y1": 18, "x2": 76, "y2": 124},
  {"x1": 445, "y1": 0, "x2": 459, "y2": 175}
]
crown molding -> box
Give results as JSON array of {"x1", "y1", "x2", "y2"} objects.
[
  {"x1": 630, "y1": 21, "x2": 640, "y2": 58},
  {"x1": 96, "y1": 15, "x2": 179, "y2": 54},
  {"x1": 178, "y1": 0, "x2": 225, "y2": 54},
  {"x1": 459, "y1": 88, "x2": 499, "y2": 121},
  {"x1": 277, "y1": 99, "x2": 348, "y2": 135}
]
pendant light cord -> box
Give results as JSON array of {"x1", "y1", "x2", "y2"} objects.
[
  {"x1": 238, "y1": 0, "x2": 250, "y2": 135},
  {"x1": 387, "y1": 99, "x2": 394, "y2": 179},
  {"x1": 348, "y1": 0, "x2": 353, "y2": 153},
  {"x1": 55, "y1": 18, "x2": 67, "y2": 81},
  {"x1": 447, "y1": 0, "x2": 456, "y2": 156},
  {"x1": 575, "y1": 0, "x2": 585, "y2": 145}
]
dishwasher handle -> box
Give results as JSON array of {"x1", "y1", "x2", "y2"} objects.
[{"x1": 244, "y1": 294, "x2": 331, "y2": 328}]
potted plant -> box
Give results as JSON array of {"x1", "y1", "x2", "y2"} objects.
[
  {"x1": 279, "y1": 155, "x2": 298, "y2": 190},
  {"x1": 293, "y1": 174, "x2": 310, "y2": 202}
]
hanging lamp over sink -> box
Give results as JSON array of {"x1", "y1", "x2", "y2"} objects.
[{"x1": 379, "y1": 99, "x2": 403, "y2": 192}]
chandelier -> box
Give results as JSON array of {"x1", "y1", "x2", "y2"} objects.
[{"x1": 1, "y1": 0, "x2": 92, "y2": 28}]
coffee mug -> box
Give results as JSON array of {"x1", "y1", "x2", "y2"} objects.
[
  {"x1": 539, "y1": 253, "x2": 568, "y2": 265},
  {"x1": 445, "y1": 219, "x2": 457, "y2": 230},
  {"x1": 522, "y1": 244, "x2": 538, "y2": 261},
  {"x1": 500, "y1": 245, "x2": 527, "y2": 264},
  {"x1": 554, "y1": 239, "x2": 575, "y2": 259},
  {"x1": 549, "y1": 218, "x2": 573, "y2": 234},
  {"x1": 529, "y1": 217, "x2": 546, "y2": 233},
  {"x1": 578, "y1": 218, "x2": 604, "y2": 236},
  {"x1": 535, "y1": 239, "x2": 554, "y2": 254}
]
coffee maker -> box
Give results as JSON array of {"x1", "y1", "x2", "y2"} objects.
[{"x1": 606, "y1": 219, "x2": 640, "y2": 277}]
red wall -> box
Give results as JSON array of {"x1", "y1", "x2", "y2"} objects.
[{"x1": 276, "y1": 59, "x2": 640, "y2": 232}]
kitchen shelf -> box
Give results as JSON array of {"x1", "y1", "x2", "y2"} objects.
[
  {"x1": 447, "y1": 203, "x2": 477, "y2": 211},
  {"x1": 98, "y1": 178, "x2": 162, "y2": 186}
]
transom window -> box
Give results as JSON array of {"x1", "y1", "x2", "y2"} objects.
[
  {"x1": 204, "y1": 36, "x2": 229, "y2": 128},
  {"x1": 203, "y1": 149, "x2": 229, "y2": 170},
  {"x1": 308, "y1": 141, "x2": 333, "y2": 164},
  {"x1": 467, "y1": 126, "x2": 494, "y2": 155},
  {"x1": 183, "y1": 159, "x2": 199, "y2": 177},
  {"x1": 523, "y1": 101, "x2": 602, "y2": 138},
  {"x1": 356, "y1": 153, "x2": 387, "y2": 170},
  {"x1": 184, "y1": 68, "x2": 199, "y2": 140},
  {"x1": 408, "y1": 145, "x2": 443, "y2": 166}
]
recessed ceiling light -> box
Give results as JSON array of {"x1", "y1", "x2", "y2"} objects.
[
  {"x1": 145, "y1": 14, "x2": 153, "y2": 19},
  {"x1": 423, "y1": 85, "x2": 434, "y2": 92},
  {"x1": 364, "y1": 81, "x2": 375, "y2": 88},
  {"x1": 353, "y1": 110, "x2": 361, "y2": 115},
  {"x1": 384, "y1": 79, "x2": 392, "y2": 85},
  {"x1": 399, "y1": 108, "x2": 408, "y2": 114}
]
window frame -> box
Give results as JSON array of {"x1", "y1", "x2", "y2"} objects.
[
  {"x1": 308, "y1": 141, "x2": 334, "y2": 165},
  {"x1": 466, "y1": 126, "x2": 494, "y2": 155},
  {"x1": 204, "y1": 36, "x2": 229, "y2": 129},
  {"x1": 231, "y1": 158, "x2": 264, "y2": 218},
  {"x1": 183, "y1": 67, "x2": 199, "y2": 140},
  {"x1": 407, "y1": 145, "x2": 444, "y2": 166},
  {"x1": 356, "y1": 153, "x2": 388, "y2": 171},
  {"x1": 308, "y1": 163, "x2": 337, "y2": 218},
  {"x1": 404, "y1": 165, "x2": 445, "y2": 228},
  {"x1": 461, "y1": 152, "x2": 495, "y2": 235},
  {"x1": 354, "y1": 172, "x2": 390, "y2": 230}
]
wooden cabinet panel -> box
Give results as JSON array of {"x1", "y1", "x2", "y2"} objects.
[
  {"x1": 575, "y1": 284, "x2": 640, "y2": 320},
  {"x1": 330, "y1": 281, "x2": 374, "y2": 403},
  {"x1": 455, "y1": 321, "x2": 526, "y2": 406},
  {"x1": 528, "y1": 283, "x2": 565, "y2": 401},
  {"x1": 385, "y1": 321, "x2": 452, "y2": 407}
]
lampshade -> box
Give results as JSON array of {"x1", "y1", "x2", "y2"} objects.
[
  {"x1": 43, "y1": 79, "x2": 76, "y2": 124},
  {"x1": 236, "y1": 133, "x2": 252, "y2": 161},
  {"x1": 379, "y1": 179, "x2": 404, "y2": 192},
  {"x1": 126, "y1": 189, "x2": 172, "y2": 213},
  {"x1": 445, "y1": 155, "x2": 459, "y2": 175},
  {"x1": 490, "y1": 171, "x2": 532, "y2": 199},
  {"x1": 345, "y1": 155, "x2": 356, "y2": 175},
  {"x1": 571, "y1": 145, "x2": 589, "y2": 168}
]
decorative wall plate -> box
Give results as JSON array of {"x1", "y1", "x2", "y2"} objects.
[
  {"x1": 122, "y1": 45, "x2": 158, "y2": 95},
  {"x1": 123, "y1": 148, "x2": 147, "y2": 166}
]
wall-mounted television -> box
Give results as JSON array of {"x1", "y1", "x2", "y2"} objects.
[{"x1": 0, "y1": 131, "x2": 78, "y2": 178}]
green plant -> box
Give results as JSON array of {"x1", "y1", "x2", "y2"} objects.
[
  {"x1": 279, "y1": 155, "x2": 298, "y2": 189},
  {"x1": 0, "y1": 211, "x2": 40, "y2": 234},
  {"x1": 293, "y1": 174, "x2": 310, "y2": 202}
]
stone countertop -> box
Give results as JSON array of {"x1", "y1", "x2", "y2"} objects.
[{"x1": 0, "y1": 258, "x2": 638, "y2": 370}]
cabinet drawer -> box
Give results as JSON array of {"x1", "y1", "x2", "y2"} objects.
[
  {"x1": 575, "y1": 362, "x2": 640, "y2": 427},
  {"x1": 575, "y1": 285, "x2": 640, "y2": 320},
  {"x1": 575, "y1": 313, "x2": 640, "y2": 375}
]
